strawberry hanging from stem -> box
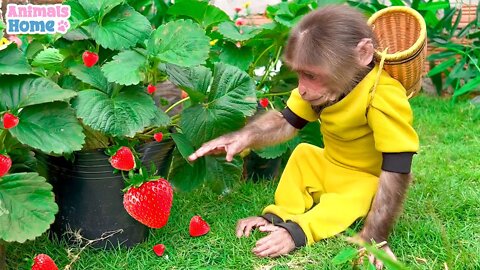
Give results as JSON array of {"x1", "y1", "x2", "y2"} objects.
[
  {"x1": 0, "y1": 154, "x2": 12, "y2": 177},
  {"x1": 82, "y1": 51, "x2": 99, "y2": 67},
  {"x1": 109, "y1": 146, "x2": 136, "y2": 171},
  {"x1": 3, "y1": 112, "x2": 19, "y2": 129}
]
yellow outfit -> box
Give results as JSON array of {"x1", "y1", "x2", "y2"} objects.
[{"x1": 262, "y1": 65, "x2": 419, "y2": 246}]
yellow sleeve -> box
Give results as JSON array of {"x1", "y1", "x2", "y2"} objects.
[
  {"x1": 367, "y1": 83, "x2": 419, "y2": 153},
  {"x1": 286, "y1": 88, "x2": 318, "y2": 122}
]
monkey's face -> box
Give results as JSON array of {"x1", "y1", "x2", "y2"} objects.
[{"x1": 296, "y1": 66, "x2": 339, "y2": 106}]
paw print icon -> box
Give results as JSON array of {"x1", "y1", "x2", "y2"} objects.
[{"x1": 56, "y1": 20, "x2": 70, "y2": 34}]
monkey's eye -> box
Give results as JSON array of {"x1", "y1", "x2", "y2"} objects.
[{"x1": 300, "y1": 71, "x2": 317, "y2": 80}]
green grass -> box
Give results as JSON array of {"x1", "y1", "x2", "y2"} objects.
[{"x1": 6, "y1": 95, "x2": 480, "y2": 269}]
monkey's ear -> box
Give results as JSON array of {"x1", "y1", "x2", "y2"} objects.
[{"x1": 355, "y1": 38, "x2": 374, "y2": 66}]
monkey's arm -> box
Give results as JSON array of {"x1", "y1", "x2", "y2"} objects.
[
  {"x1": 188, "y1": 110, "x2": 297, "y2": 161},
  {"x1": 359, "y1": 171, "x2": 411, "y2": 243}
]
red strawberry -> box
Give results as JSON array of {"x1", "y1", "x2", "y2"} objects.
[
  {"x1": 0, "y1": 154, "x2": 12, "y2": 177},
  {"x1": 234, "y1": 7, "x2": 242, "y2": 13},
  {"x1": 109, "y1": 146, "x2": 135, "y2": 171},
  {"x1": 153, "y1": 244, "x2": 166, "y2": 256},
  {"x1": 189, "y1": 215, "x2": 210, "y2": 237},
  {"x1": 3, "y1": 113, "x2": 19, "y2": 129},
  {"x1": 180, "y1": 90, "x2": 188, "y2": 99},
  {"x1": 123, "y1": 178, "x2": 173, "y2": 228},
  {"x1": 147, "y1": 84, "x2": 157, "y2": 94},
  {"x1": 32, "y1": 254, "x2": 58, "y2": 270},
  {"x1": 259, "y1": 98, "x2": 269, "y2": 108},
  {"x1": 153, "y1": 132, "x2": 163, "y2": 142},
  {"x1": 82, "y1": 51, "x2": 99, "y2": 67}
]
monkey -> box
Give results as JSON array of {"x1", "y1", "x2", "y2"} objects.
[{"x1": 188, "y1": 5, "x2": 418, "y2": 269}]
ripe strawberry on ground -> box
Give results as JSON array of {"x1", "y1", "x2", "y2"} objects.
[
  {"x1": 3, "y1": 112, "x2": 19, "y2": 129},
  {"x1": 0, "y1": 154, "x2": 12, "y2": 177},
  {"x1": 32, "y1": 254, "x2": 58, "y2": 270},
  {"x1": 189, "y1": 215, "x2": 210, "y2": 237},
  {"x1": 109, "y1": 146, "x2": 136, "y2": 171},
  {"x1": 153, "y1": 244, "x2": 166, "y2": 256},
  {"x1": 259, "y1": 98, "x2": 269, "y2": 108},
  {"x1": 147, "y1": 84, "x2": 157, "y2": 94},
  {"x1": 153, "y1": 132, "x2": 163, "y2": 142},
  {"x1": 82, "y1": 51, "x2": 99, "y2": 67},
  {"x1": 123, "y1": 178, "x2": 173, "y2": 228}
]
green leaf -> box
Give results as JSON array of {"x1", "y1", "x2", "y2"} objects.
[
  {"x1": 102, "y1": 49, "x2": 147, "y2": 85},
  {"x1": 180, "y1": 63, "x2": 257, "y2": 146},
  {"x1": 148, "y1": 19, "x2": 210, "y2": 67},
  {"x1": 427, "y1": 50, "x2": 457, "y2": 61},
  {"x1": 63, "y1": 0, "x2": 92, "y2": 40},
  {"x1": 0, "y1": 44, "x2": 31, "y2": 75},
  {"x1": 417, "y1": 1, "x2": 450, "y2": 12},
  {"x1": 92, "y1": 5, "x2": 152, "y2": 50},
  {"x1": 427, "y1": 58, "x2": 456, "y2": 77},
  {"x1": 79, "y1": 0, "x2": 125, "y2": 18},
  {"x1": 70, "y1": 65, "x2": 110, "y2": 93},
  {"x1": 72, "y1": 87, "x2": 157, "y2": 137},
  {"x1": 25, "y1": 40, "x2": 46, "y2": 60},
  {"x1": 170, "y1": 132, "x2": 195, "y2": 162},
  {"x1": 169, "y1": 149, "x2": 206, "y2": 191},
  {"x1": 0, "y1": 173, "x2": 58, "y2": 243},
  {"x1": 332, "y1": 247, "x2": 358, "y2": 265},
  {"x1": 31, "y1": 48, "x2": 64, "y2": 68},
  {"x1": 150, "y1": 109, "x2": 171, "y2": 127},
  {"x1": 219, "y1": 44, "x2": 254, "y2": 71},
  {"x1": 389, "y1": 0, "x2": 405, "y2": 6},
  {"x1": 254, "y1": 142, "x2": 289, "y2": 159},
  {"x1": 0, "y1": 76, "x2": 77, "y2": 110},
  {"x1": 10, "y1": 102, "x2": 85, "y2": 154},
  {"x1": 0, "y1": 21, "x2": 5, "y2": 39},
  {"x1": 453, "y1": 77, "x2": 480, "y2": 99},
  {"x1": 167, "y1": 0, "x2": 230, "y2": 28},
  {"x1": 204, "y1": 155, "x2": 243, "y2": 193},
  {"x1": 217, "y1": 22, "x2": 263, "y2": 41},
  {"x1": 163, "y1": 64, "x2": 211, "y2": 102},
  {"x1": 298, "y1": 121, "x2": 323, "y2": 148},
  {"x1": 364, "y1": 244, "x2": 408, "y2": 270},
  {"x1": 169, "y1": 152, "x2": 243, "y2": 193}
]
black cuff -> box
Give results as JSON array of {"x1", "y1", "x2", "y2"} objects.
[
  {"x1": 382, "y1": 152, "x2": 415, "y2": 174},
  {"x1": 261, "y1": 213, "x2": 284, "y2": 225},
  {"x1": 276, "y1": 221, "x2": 307, "y2": 248},
  {"x1": 281, "y1": 107, "x2": 308, "y2": 129}
]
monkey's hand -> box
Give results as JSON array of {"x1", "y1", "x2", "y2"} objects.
[
  {"x1": 367, "y1": 244, "x2": 397, "y2": 270},
  {"x1": 236, "y1": 216, "x2": 270, "y2": 237},
  {"x1": 253, "y1": 224, "x2": 295, "y2": 258},
  {"x1": 188, "y1": 131, "x2": 251, "y2": 162}
]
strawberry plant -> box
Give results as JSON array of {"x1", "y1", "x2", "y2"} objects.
[{"x1": 0, "y1": 1, "x2": 259, "y2": 260}]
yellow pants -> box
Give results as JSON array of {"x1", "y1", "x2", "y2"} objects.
[{"x1": 263, "y1": 143, "x2": 379, "y2": 245}]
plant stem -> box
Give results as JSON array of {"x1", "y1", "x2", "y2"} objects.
[
  {"x1": 257, "y1": 45, "x2": 283, "y2": 91},
  {"x1": 252, "y1": 43, "x2": 275, "y2": 72},
  {"x1": 165, "y1": 97, "x2": 189, "y2": 114},
  {"x1": 0, "y1": 130, "x2": 7, "y2": 150},
  {"x1": 262, "y1": 91, "x2": 291, "y2": 97}
]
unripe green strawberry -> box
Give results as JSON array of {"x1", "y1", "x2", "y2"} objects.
[{"x1": 123, "y1": 178, "x2": 173, "y2": 228}]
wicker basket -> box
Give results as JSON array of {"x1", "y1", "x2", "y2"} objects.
[{"x1": 368, "y1": 6, "x2": 427, "y2": 97}]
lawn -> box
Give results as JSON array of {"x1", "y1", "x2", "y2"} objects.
[{"x1": 6, "y1": 95, "x2": 480, "y2": 269}]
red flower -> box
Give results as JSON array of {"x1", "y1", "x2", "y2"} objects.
[{"x1": 234, "y1": 7, "x2": 242, "y2": 13}]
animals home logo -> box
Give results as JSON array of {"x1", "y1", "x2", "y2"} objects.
[{"x1": 5, "y1": 4, "x2": 71, "y2": 34}]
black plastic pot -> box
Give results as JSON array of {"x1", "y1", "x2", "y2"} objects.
[{"x1": 37, "y1": 139, "x2": 174, "y2": 249}]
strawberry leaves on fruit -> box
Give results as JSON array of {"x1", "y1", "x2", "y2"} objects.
[{"x1": 189, "y1": 215, "x2": 210, "y2": 237}]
